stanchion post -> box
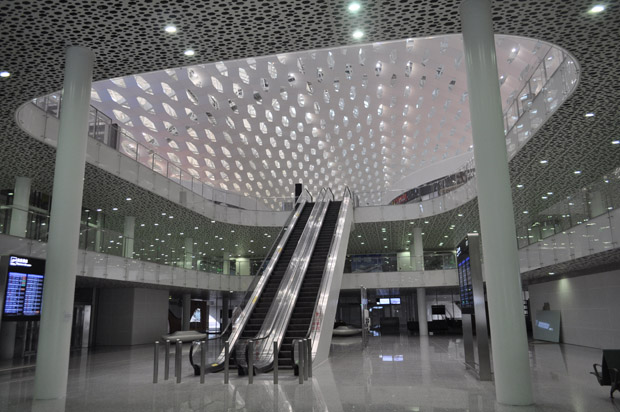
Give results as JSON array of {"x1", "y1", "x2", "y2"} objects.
[
  {"x1": 200, "y1": 341, "x2": 206, "y2": 384},
  {"x1": 306, "y1": 338, "x2": 312, "y2": 378},
  {"x1": 224, "y1": 340, "x2": 230, "y2": 384},
  {"x1": 273, "y1": 341, "x2": 279, "y2": 385},
  {"x1": 176, "y1": 340, "x2": 182, "y2": 384},
  {"x1": 248, "y1": 340, "x2": 254, "y2": 384},
  {"x1": 298, "y1": 340, "x2": 304, "y2": 384},
  {"x1": 164, "y1": 340, "x2": 170, "y2": 380},
  {"x1": 153, "y1": 341, "x2": 159, "y2": 383}
]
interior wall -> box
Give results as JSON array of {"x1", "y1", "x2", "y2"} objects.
[
  {"x1": 528, "y1": 270, "x2": 620, "y2": 348},
  {"x1": 96, "y1": 288, "x2": 168, "y2": 345}
]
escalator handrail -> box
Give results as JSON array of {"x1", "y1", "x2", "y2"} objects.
[
  {"x1": 237, "y1": 189, "x2": 331, "y2": 371},
  {"x1": 302, "y1": 187, "x2": 353, "y2": 357},
  {"x1": 209, "y1": 197, "x2": 312, "y2": 368},
  {"x1": 231, "y1": 191, "x2": 311, "y2": 325}
]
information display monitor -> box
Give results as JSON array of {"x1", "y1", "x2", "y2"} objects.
[
  {"x1": 1, "y1": 255, "x2": 46, "y2": 321},
  {"x1": 456, "y1": 237, "x2": 474, "y2": 314}
]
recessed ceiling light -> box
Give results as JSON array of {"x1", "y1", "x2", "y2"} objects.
[
  {"x1": 585, "y1": 112, "x2": 595, "y2": 117},
  {"x1": 0, "y1": 71, "x2": 10, "y2": 78},
  {"x1": 516, "y1": 184, "x2": 524, "y2": 188},
  {"x1": 548, "y1": 272, "x2": 555, "y2": 275},
  {"x1": 523, "y1": 210, "x2": 529, "y2": 214},
  {"x1": 352, "y1": 30, "x2": 364, "y2": 39},
  {"x1": 126, "y1": 197, "x2": 131, "y2": 201},
  {"x1": 542, "y1": 196, "x2": 548, "y2": 200},
  {"x1": 588, "y1": 5, "x2": 605, "y2": 13},
  {"x1": 96, "y1": 208, "x2": 102, "y2": 212},
  {"x1": 547, "y1": 192, "x2": 553, "y2": 195},
  {"x1": 612, "y1": 140, "x2": 620, "y2": 145},
  {"x1": 112, "y1": 207, "x2": 118, "y2": 211},
  {"x1": 574, "y1": 170, "x2": 582, "y2": 174},
  {"x1": 184, "y1": 49, "x2": 195, "y2": 56},
  {"x1": 165, "y1": 25, "x2": 177, "y2": 33},
  {"x1": 539, "y1": 160, "x2": 548, "y2": 164},
  {"x1": 348, "y1": 2, "x2": 361, "y2": 12}
]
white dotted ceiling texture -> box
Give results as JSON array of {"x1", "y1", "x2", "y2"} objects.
[{"x1": 89, "y1": 35, "x2": 557, "y2": 205}]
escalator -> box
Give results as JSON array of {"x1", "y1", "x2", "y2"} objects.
[
  {"x1": 191, "y1": 199, "x2": 313, "y2": 374},
  {"x1": 239, "y1": 204, "x2": 314, "y2": 341},
  {"x1": 279, "y1": 201, "x2": 341, "y2": 368}
]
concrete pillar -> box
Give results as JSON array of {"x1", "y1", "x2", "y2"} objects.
[
  {"x1": 94, "y1": 212, "x2": 103, "y2": 253},
  {"x1": 33, "y1": 46, "x2": 94, "y2": 400},
  {"x1": 460, "y1": 0, "x2": 533, "y2": 405},
  {"x1": 9, "y1": 176, "x2": 31, "y2": 237},
  {"x1": 410, "y1": 227, "x2": 424, "y2": 271},
  {"x1": 123, "y1": 216, "x2": 135, "y2": 258},
  {"x1": 184, "y1": 238, "x2": 193, "y2": 269},
  {"x1": 222, "y1": 252, "x2": 231, "y2": 275},
  {"x1": 221, "y1": 293, "x2": 230, "y2": 331},
  {"x1": 182, "y1": 293, "x2": 191, "y2": 331},
  {"x1": 416, "y1": 288, "x2": 428, "y2": 336}
]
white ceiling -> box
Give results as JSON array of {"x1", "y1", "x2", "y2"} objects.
[{"x1": 90, "y1": 34, "x2": 557, "y2": 207}]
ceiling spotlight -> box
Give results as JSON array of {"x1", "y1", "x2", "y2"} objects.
[
  {"x1": 348, "y1": 2, "x2": 361, "y2": 12},
  {"x1": 548, "y1": 272, "x2": 555, "y2": 275},
  {"x1": 0, "y1": 71, "x2": 10, "y2": 78},
  {"x1": 165, "y1": 25, "x2": 177, "y2": 33},
  {"x1": 574, "y1": 170, "x2": 582, "y2": 175},
  {"x1": 588, "y1": 5, "x2": 605, "y2": 13},
  {"x1": 612, "y1": 140, "x2": 620, "y2": 145},
  {"x1": 585, "y1": 112, "x2": 595, "y2": 117},
  {"x1": 126, "y1": 197, "x2": 131, "y2": 201},
  {"x1": 516, "y1": 184, "x2": 524, "y2": 188},
  {"x1": 184, "y1": 49, "x2": 195, "y2": 56},
  {"x1": 539, "y1": 160, "x2": 548, "y2": 164},
  {"x1": 352, "y1": 30, "x2": 364, "y2": 39}
]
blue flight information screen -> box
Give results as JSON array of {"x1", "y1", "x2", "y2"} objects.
[
  {"x1": 4, "y1": 272, "x2": 44, "y2": 317},
  {"x1": 2, "y1": 255, "x2": 46, "y2": 320},
  {"x1": 456, "y1": 237, "x2": 474, "y2": 315}
]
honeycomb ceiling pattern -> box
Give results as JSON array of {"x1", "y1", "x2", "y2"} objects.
[
  {"x1": 0, "y1": 0, "x2": 619, "y2": 283},
  {"x1": 89, "y1": 35, "x2": 550, "y2": 205}
]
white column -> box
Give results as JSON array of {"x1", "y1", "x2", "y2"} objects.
[
  {"x1": 184, "y1": 238, "x2": 193, "y2": 269},
  {"x1": 182, "y1": 293, "x2": 191, "y2": 330},
  {"x1": 222, "y1": 252, "x2": 231, "y2": 275},
  {"x1": 9, "y1": 176, "x2": 31, "y2": 237},
  {"x1": 460, "y1": 0, "x2": 533, "y2": 405},
  {"x1": 94, "y1": 212, "x2": 103, "y2": 253},
  {"x1": 410, "y1": 227, "x2": 424, "y2": 271},
  {"x1": 416, "y1": 288, "x2": 428, "y2": 336},
  {"x1": 33, "y1": 46, "x2": 94, "y2": 401},
  {"x1": 123, "y1": 216, "x2": 135, "y2": 258}
]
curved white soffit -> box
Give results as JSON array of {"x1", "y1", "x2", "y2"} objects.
[{"x1": 85, "y1": 34, "x2": 577, "y2": 206}]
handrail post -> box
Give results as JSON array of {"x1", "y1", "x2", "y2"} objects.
[
  {"x1": 273, "y1": 341, "x2": 279, "y2": 384},
  {"x1": 224, "y1": 340, "x2": 230, "y2": 384},
  {"x1": 164, "y1": 340, "x2": 170, "y2": 380},
  {"x1": 200, "y1": 341, "x2": 206, "y2": 384},
  {"x1": 306, "y1": 338, "x2": 312, "y2": 378},
  {"x1": 175, "y1": 340, "x2": 182, "y2": 384},
  {"x1": 248, "y1": 340, "x2": 254, "y2": 384},
  {"x1": 153, "y1": 341, "x2": 159, "y2": 383}
]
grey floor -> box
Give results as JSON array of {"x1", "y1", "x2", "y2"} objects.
[{"x1": 0, "y1": 333, "x2": 617, "y2": 411}]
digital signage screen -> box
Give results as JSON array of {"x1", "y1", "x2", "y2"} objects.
[
  {"x1": 456, "y1": 237, "x2": 474, "y2": 315},
  {"x1": 1, "y1": 255, "x2": 46, "y2": 321},
  {"x1": 390, "y1": 298, "x2": 401, "y2": 305},
  {"x1": 379, "y1": 298, "x2": 391, "y2": 305}
]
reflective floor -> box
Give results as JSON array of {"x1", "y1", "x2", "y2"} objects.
[{"x1": 0, "y1": 334, "x2": 617, "y2": 411}]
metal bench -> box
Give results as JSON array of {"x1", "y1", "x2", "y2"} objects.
[{"x1": 591, "y1": 350, "x2": 620, "y2": 398}]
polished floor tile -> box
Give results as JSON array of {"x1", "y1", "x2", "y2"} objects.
[{"x1": 0, "y1": 334, "x2": 617, "y2": 411}]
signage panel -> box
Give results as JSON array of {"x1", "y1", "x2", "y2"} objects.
[{"x1": 1, "y1": 255, "x2": 46, "y2": 321}]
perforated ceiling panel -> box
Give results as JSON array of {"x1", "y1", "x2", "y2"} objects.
[{"x1": 89, "y1": 35, "x2": 553, "y2": 205}]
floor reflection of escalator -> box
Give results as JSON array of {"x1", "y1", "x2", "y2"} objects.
[
  {"x1": 279, "y1": 201, "x2": 341, "y2": 368},
  {"x1": 240, "y1": 204, "x2": 314, "y2": 341}
]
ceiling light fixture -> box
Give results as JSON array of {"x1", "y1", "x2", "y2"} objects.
[
  {"x1": 588, "y1": 5, "x2": 605, "y2": 13},
  {"x1": 516, "y1": 184, "x2": 524, "y2": 188},
  {"x1": 0, "y1": 71, "x2": 10, "y2": 78},
  {"x1": 348, "y1": 2, "x2": 361, "y2": 12},
  {"x1": 585, "y1": 112, "x2": 595, "y2": 117},
  {"x1": 612, "y1": 140, "x2": 620, "y2": 145},
  {"x1": 574, "y1": 170, "x2": 582, "y2": 174},
  {"x1": 539, "y1": 160, "x2": 548, "y2": 164},
  {"x1": 352, "y1": 30, "x2": 364, "y2": 40},
  {"x1": 165, "y1": 25, "x2": 177, "y2": 33},
  {"x1": 184, "y1": 49, "x2": 195, "y2": 57}
]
